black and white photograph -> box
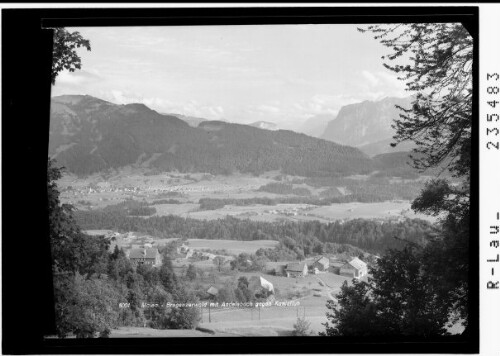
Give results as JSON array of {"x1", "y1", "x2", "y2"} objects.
[{"x1": 2, "y1": 5, "x2": 486, "y2": 354}]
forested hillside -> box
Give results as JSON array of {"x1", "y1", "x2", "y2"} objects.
[{"x1": 49, "y1": 95, "x2": 372, "y2": 177}]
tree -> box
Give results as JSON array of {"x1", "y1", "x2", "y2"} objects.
[
  {"x1": 321, "y1": 280, "x2": 379, "y2": 337},
  {"x1": 373, "y1": 247, "x2": 450, "y2": 336},
  {"x1": 48, "y1": 159, "x2": 112, "y2": 276},
  {"x1": 48, "y1": 159, "x2": 81, "y2": 273},
  {"x1": 235, "y1": 277, "x2": 253, "y2": 303},
  {"x1": 237, "y1": 276, "x2": 249, "y2": 289},
  {"x1": 355, "y1": 23, "x2": 473, "y2": 330},
  {"x1": 230, "y1": 253, "x2": 252, "y2": 271},
  {"x1": 359, "y1": 23, "x2": 472, "y2": 178},
  {"x1": 213, "y1": 256, "x2": 225, "y2": 272},
  {"x1": 145, "y1": 285, "x2": 173, "y2": 329},
  {"x1": 216, "y1": 284, "x2": 236, "y2": 304},
  {"x1": 323, "y1": 247, "x2": 450, "y2": 337},
  {"x1": 53, "y1": 273, "x2": 120, "y2": 338},
  {"x1": 51, "y1": 28, "x2": 91, "y2": 84},
  {"x1": 163, "y1": 288, "x2": 200, "y2": 329},
  {"x1": 49, "y1": 159, "x2": 123, "y2": 337},
  {"x1": 292, "y1": 317, "x2": 313, "y2": 336},
  {"x1": 159, "y1": 259, "x2": 178, "y2": 293},
  {"x1": 108, "y1": 248, "x2": 133, "y2": 282},
  {"x1": 185, "y1": 264, "x2": 197, "y2": 281}
]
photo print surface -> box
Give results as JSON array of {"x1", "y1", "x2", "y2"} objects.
[{"x1": 47, "y1": 22, "x2": 473, "y2": 340}]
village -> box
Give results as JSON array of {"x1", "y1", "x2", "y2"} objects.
[
  {"x1": 126, "y1": 241, "x2": 369, "y2": 280},
  {"x1": 57, "y1": 169, "x2": 429, "y2": 225},
  {"x1": 118, "y1": 236, "x2": 371, "y2": 335}
]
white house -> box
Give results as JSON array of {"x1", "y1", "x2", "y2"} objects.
[
  {"x1": 339, "y1": 257, "x2": 368, "y2": 279},
  {"x1": 248, "y1": 276, "x2": 274, "y2": 294}
]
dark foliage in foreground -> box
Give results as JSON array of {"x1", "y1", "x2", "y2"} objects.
[
  {"x1": 51, "y1": 28, "x2": 91, "y2": 84},
  {"x1": 49, "y1": 161, "x2": 199, "y2": 338},
  {"x1": 324, "y1": 23, "x2": 472, "y2": 337},
  {"x1": 322, "y1": 247, "x2": 450, "y2": 337}
]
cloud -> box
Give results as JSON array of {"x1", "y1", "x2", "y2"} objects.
[
  {"x1": 55, "y1": 70, "x2": 103, "y2": 86},
  {"x1": 355, "y1": 70, "x2": 407, "y2": 100},
  {"x1": 95, "y1": 90, "x2": 226, "y2": 120},
  {"x1": 239, "y1": 94, "x2": 360, "y2": 126},
  {"x1": 96, "y1": 90, "x2": 171, "y2": 112},
  {"x1": 301, "y1": 94, "x2": 359, "y2": 116},
  {"x1": 361, "y1": 70, "x2": 380, "y2": 86},
  {"x1": 172, "y1": 101, "x2": 225, "y2": 120},
  {"x1": 99, "y1": 90, "x2": 143, "y2": 105},
  {"x1": 256, "y1": 104, "x2": 281, "y2": 114}
]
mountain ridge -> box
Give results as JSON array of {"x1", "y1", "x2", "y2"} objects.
[
  {"x1": 49, "y1": 95, "x2": 373, "y2": 177},
  {"x1": 321, "y1": 96, "x2": 413, "y2": 153}
]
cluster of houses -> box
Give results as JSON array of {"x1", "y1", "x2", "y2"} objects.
[
  {"x1": 279, "y1": 256, "x2": 368, "y2": 279},
  {"x1": 125, "y1": 241, "x2": 238, "y2": 269},
  {"x1": 205, "y1": 275, "x2": 275, "y2": 301},
  {"x1": 265, "y1": 206, "x2": 310, "y2": 217},
  {"x1": 126, "y1": 242, "x2": 368, "y2": 281},
  {"x1": 63, "y1": 183, "x2": 142, "y2": 196},
  {"x1": 176, "y1": 243, "x2": 232, "y2": 263}
]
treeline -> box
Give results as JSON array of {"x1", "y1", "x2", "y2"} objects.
[
  {"x1": 257, "y1": 182, "x2": 311, "y2": 196},
  {"x1": 197, "y1": 188, "x2": 420, "y2": 211},
  {"x1": 371, "y1": 151, "x2": 420, "y2": 179},
  {"x1": 74, "y1": 210, "x2": 434, "y2": 255},
  {"x1": 102, "y1": 199, "x2": 157, "y2": 216},
  {"x1": 296, "y1": 176, "x2": 424, "y2": 201},
  {"x1": 254, "y1": 238, "x2": 369, "y2": 264},
  {"x1": 149, "y1": 199, "x2": 183, "y2": 205}
]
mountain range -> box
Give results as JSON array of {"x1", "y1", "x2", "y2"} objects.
[
  {"x1": 49, "y1": 95, "x2": 374, "y2": 177},
  {"x1": 321, "y1": 96, "x2": 415, "y2": 156},
  {"x1": 163, "y1": 96, "x2": 416, "y2": 157}
]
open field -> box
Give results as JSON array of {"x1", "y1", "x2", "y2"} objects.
[
  {"x1": 83, "y1": 232, "x2": 278, "y2": 257},
  {"x1": 307, "y1": 201, "x2": 432, "y2": 221},
  {"x1": 200, "y1": 303, "x2": 327, "y2": 336},
  {"x1": 153, "y1": 203, "x2": 199, "y2": 216},
  {"x1": 187, "y1": 239, "x2": 279, "y2": 254},
  {"x1": 237, "y1": 271, "x2": 353, "y2": 295},
  {"x1": 58, "y1": 170, "x2": 280, "y2": 209},
  {"x1": 178, "y1": 201, "x2": 434, "y2": 223},
  {"x1": 110, "y1": 326, "x2": 236, "y2": 337},
  {"x1": 198, "y1": 271, "x2": 357, "y2": 335},
  {"x1": 198, "y1": 293, "x2": 330, "y2": 335}
]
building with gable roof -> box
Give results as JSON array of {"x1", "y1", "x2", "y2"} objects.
[
  {"x1": 248, "y1": 275, "x2": 274, "y2": 293},
  {"x1": 312, "y1": 256, "x2": 330, "y2": 273},
  {"x1": 285, "y1": 262, "x2": 308, "y2": 278},
  {"x1": 206, "y1": 286, "x2": 219, "y2": 297},
  {"x1": 128, "y1": 246, "x2": 162, "y2": 267},
  {"x1": 340, "y1": 257, "x2": 368, "y2": 279}
]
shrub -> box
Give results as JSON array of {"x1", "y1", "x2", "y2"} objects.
[{"x1": 292, "y1": 317, "x2": 312, "y2": 336}]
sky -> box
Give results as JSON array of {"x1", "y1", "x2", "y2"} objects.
[{"x1": 52, "y1": 25, "x2": 409, "y2": 128}]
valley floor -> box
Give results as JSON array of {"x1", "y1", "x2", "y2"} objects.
[{"x1": 58, "y1": 170, "x2": 435, "y2": 223}]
